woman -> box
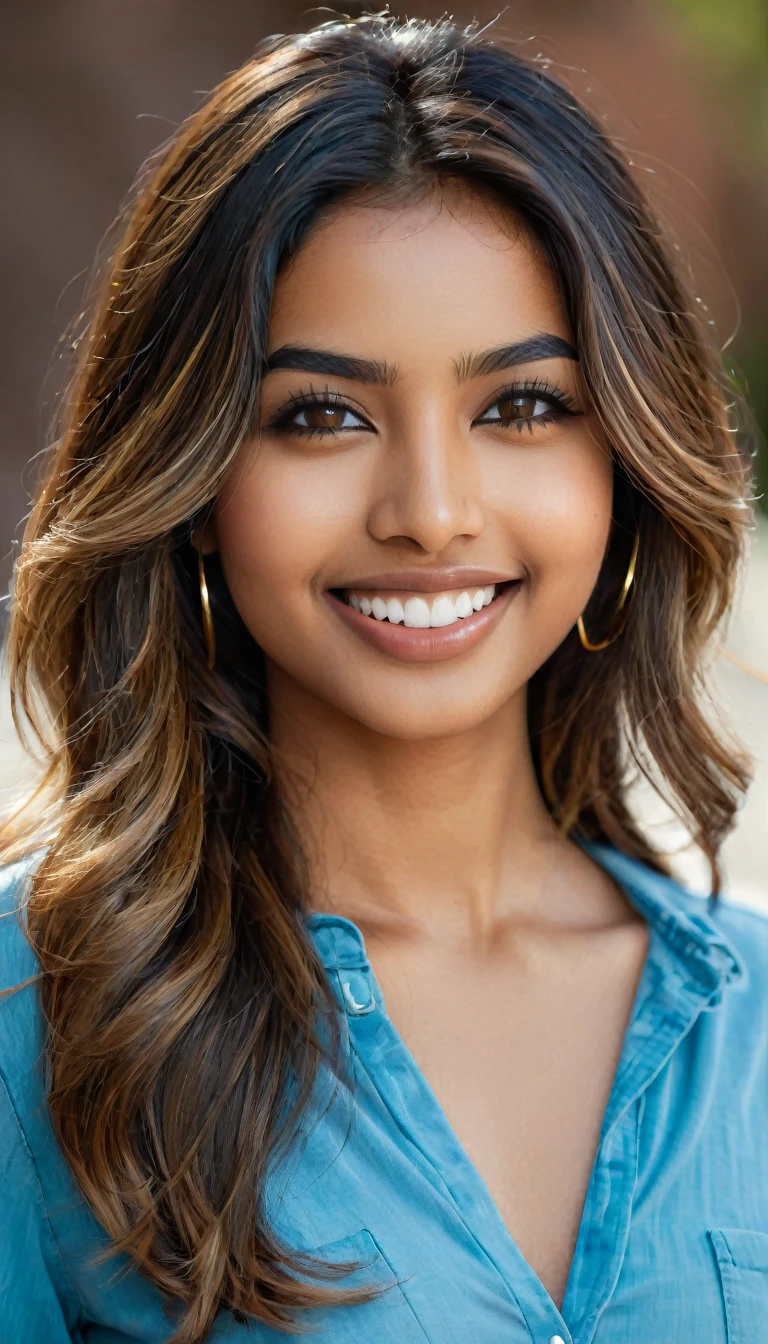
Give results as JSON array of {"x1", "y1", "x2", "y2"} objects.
[{"x1": 1, "y1": 15, "x2": 765, "y2": 1344}]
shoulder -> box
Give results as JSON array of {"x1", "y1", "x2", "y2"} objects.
[
  {"x1": 0, "y1": 853, "x2": 88, "y2": 1336},
  {"x1": 587, "y1": 841, "x2": 768, "y2": 1004},
  {"x1": 0, "y1": 850, "x2": 45, "y2": 1003},
  {"x1": 0, "y1": 851, "x2": 47, "y2": 1107},
  {"x1": 0, "y1": 850, "x2": 43, "y2": 984},
  {"x1": 709, "y1": 894, "x2": 768, "y2": 1001}
]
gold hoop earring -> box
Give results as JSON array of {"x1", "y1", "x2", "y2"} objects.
[
  {"x1": 577, "y1": 529, "x2": 640, "y2": 653},
  {"x1": 197, "y1": 548, "x2": 216, "y2": 671}
]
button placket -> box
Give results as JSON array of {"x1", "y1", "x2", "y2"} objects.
[
  {"x1": 313, "y1": 912, "x2": 583, "y2": 1339},
  {"x1": 301, "y1": 850, "x2": 750, "y2": 1344}
]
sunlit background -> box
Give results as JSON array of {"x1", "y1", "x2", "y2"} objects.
[{"x1": 0, "y1": 1, "x2": 765, "y2": 903}]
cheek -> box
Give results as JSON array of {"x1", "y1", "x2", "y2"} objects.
[
  {"x1": 492, "y1": 434, "x2": 613, "y2": 604},
  {"x1": 212, "y1": 448, "x2": 357, "y2": 620}
]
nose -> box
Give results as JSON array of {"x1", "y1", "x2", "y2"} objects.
[{"x1": 366, "y1": 413, "x2": 485, "y2": 554}]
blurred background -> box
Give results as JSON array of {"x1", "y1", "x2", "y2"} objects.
[{"x1": 0, "y1": 0, "x2": 765, "y2": 902}]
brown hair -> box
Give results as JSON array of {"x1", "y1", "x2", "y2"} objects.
[{"x1": 1, "y1": 15, "x2": 752, "y2": 1342}]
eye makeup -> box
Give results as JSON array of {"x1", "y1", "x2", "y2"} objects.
[
  {"x1": 263, "y1": 376, "x2": 581, "y2": 440},
  {"x1": 473, "y1": 378, "x2": 580, "y2": 434},
  {"x1": 265, "y1": 387, "x2": 372, "y2": 439}
]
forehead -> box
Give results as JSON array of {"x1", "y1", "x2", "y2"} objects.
[{"x1": 268, "y1": 187, "x2": 571, "y2": 362}]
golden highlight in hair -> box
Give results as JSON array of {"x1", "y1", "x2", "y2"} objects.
[{"x1": 0, "y1": 16, "x2": 752, "y2": 1343}]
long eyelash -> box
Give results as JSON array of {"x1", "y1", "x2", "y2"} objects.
[
  {"x1": 266, "y1": 385, "x2": 355, "y2": 436},
  {"x1": 266, "y1": 377, "x2": 579, "y2": 438},
  {"x1": 478, "y1": 377, "x2": 580, "y2": 433}
]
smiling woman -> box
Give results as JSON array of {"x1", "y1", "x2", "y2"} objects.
[
  {"x1": 0, "y1": 14, "x2": 765, "y2": 1344},
  {"x1": 204, "y1": 191, "x2": 613, "y2": 701}
]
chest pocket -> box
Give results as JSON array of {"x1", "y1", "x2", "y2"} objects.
[
  {"x1": 293, "y1": 1229, "x2": 429, "y2": 1342},
  {"x1": 710, "y1": 1228, "x2": 768, "y2": 1343}
]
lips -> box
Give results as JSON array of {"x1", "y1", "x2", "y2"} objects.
[{"x1": 326, "y1": 576, "x2": 521, "y2": 663}]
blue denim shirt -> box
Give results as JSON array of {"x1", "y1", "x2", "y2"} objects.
[{"x1": 1, "y1": 844, "x2": 767, "y2": 1343}]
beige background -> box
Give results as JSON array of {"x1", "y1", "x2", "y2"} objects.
[{"x1": 626, "y1": 519, "x2": 767, "y2": 909}]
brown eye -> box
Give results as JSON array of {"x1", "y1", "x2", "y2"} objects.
[
  {"x1": 268, "y1": 397, "x2": 370, "y2": 436},
  {"x1": 475, "y1": 386, "x2": 574, "y2": 430},
  {"x1": 301, "y1": 404, "x2": 350, "y2": 431},
  {"x1": 496, "y1": 394, "x2": 540, "y2": 421}
]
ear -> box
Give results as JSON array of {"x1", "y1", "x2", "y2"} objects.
[{"x1": 191, "y1": 516, "x2": 218, "y2": 555}]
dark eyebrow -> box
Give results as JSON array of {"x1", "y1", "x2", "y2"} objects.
[
  {"x1": 454, "y1": 334, "x2": 578, "y2": 382},
  {"x1": 263, "y1": 345, "x2": 399, "y2": 387}
]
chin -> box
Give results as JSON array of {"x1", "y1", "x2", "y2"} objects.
[{"x1": 333, "y1": 683, "x2": 519, "y2": 743}]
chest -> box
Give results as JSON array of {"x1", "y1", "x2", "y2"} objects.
[{"x1": 366, "y1": 923, "x2": 649, "y2": 1308}]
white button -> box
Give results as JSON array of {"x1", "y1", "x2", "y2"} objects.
[
  {"x1": 549, "y1": 1336, "x2": 567, "y2": 1344},
  {"x1": 340, "y1": 973, "x2": 375, "y2": 1015}
]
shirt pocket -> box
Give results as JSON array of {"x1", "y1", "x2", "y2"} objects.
[
  {"x1": 709, "y1": 1228, "x2": 768, "y2": 1343},
  {"x1": 295, "y1": 1228, "x2": 429, "y2": 1342}
]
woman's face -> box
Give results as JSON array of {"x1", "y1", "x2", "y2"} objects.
[{"x1": 212, "y1": 187, "x2": 613, "y2": 740}]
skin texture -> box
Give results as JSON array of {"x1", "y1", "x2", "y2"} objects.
[
  {"x1": 207, "y1": 186, "x2": 650, "y2": 1310},
  {"x1": 214, "y1": 190, "x2": 612, "y2": 742}
]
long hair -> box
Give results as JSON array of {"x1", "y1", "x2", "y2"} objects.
[{"x1": 0, "y1": 15, "x2": 752, "y2": 1341}]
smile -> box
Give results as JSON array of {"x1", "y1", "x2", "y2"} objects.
[
  {"x1": 327, "y1": 577, "x2": 520, "y2": 663},
  {"x1": 347, "y1": 584, "x2": 496, "y2": 629}
]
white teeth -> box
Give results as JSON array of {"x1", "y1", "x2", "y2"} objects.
[
  {"x1": 430, "y1": 595, "x2": 456, "y2": 627},
  {"x1": 347, "y1": 584, "x2": 498, "y2": 628},
  {"x1": 403, "y1": 596, "x2": 431, "y2": 628}
]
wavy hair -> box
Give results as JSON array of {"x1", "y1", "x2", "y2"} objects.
[{"x1": 1, "y1": 15, "x2": 752, "y2": 1342}]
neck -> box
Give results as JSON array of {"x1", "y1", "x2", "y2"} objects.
[{"x1": 268, "y1": 669, "x2": 579, "y2": 946}]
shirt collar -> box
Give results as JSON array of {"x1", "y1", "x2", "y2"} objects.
[
  {"x1": 306, "y1": 911, "x2": 371, "y2": 974},
  {"x1": 306, "y1": 843, "x2": 744, "y2": 1004},
  {"x1": 581, "y1": 842, "x2": 744, "y2": 1003}
]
